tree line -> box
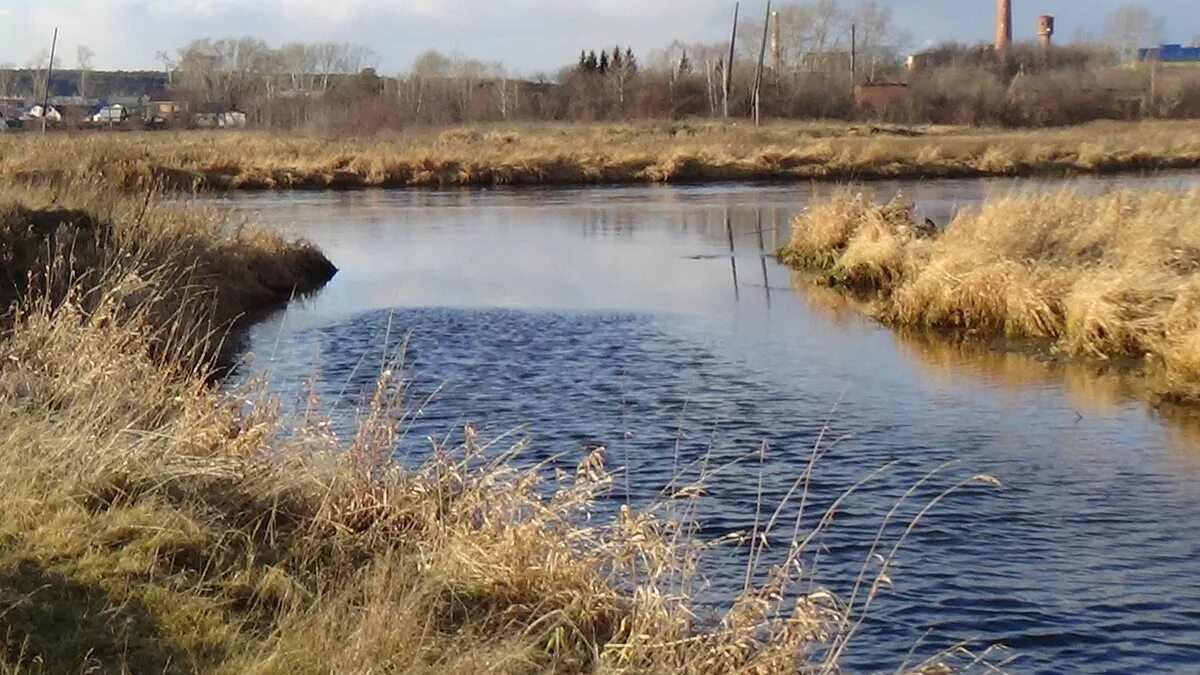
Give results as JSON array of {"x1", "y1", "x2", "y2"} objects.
[{"x1": 0, "y1": 0, "x2": 1194, "y2": 129}]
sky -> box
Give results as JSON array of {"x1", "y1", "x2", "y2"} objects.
[{"x1": 0, "y1": 0, "x2": 1197, "y2": 75}]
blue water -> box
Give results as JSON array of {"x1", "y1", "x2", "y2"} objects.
[{"x1": 222, "y1": 175, "x2": 1200, "y2": 673}]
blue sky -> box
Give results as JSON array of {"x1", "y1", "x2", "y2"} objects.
[{"x1": 0, "y1": 0, "x2": 1196, "y2": 74}]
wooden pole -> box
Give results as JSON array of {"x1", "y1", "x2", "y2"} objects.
[
  {"x1": 41, "y1": 27, "x2": 58, "y2": 134},
  {"x1": 724, "y1": 2, "x2": 739, "y2": 118},
  {"x1": 850, "y1": 22, "x2": 857, "y2": 92},
  {"x1": 752, "y1": 0, "x2": 771, "y2": 126}
]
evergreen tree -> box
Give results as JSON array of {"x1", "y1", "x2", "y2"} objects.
[
  {"x1": 677, "y1": 49, "x2": 692, "y2": 76},
  {"x1": 585, "y1": 50, "x2": 599, "y2": 72},
  {"x1": 611, "y1": 46, "x2": 623, "y2": 70},
  {"x1": 598, "y1": 50, "x2": 610, "y2": 74},
  {"x1": 578, "y1": 50, "x2": 588, "y2": 72},
  {"x1": 624, "y1": 48, "x2": 638, "y2": 74}
]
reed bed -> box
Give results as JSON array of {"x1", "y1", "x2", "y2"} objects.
[
  {"x1": 1, "y1": 119, "x2": 1199, "y2": 191},
  {"x1": 0, "y1": 182, "x2": 1004, "y2": 673},
  {"x1": 780, "y1": 187, "x2": 1200, "y2": 406}
]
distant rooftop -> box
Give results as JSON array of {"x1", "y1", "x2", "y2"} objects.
[{"x1": 1137, "y1": 44, "x2": 1200, "y2": 63}]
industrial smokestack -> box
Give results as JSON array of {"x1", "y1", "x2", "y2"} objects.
[
  {"x1": 996, "y1": 0, "x2": 1013, "y2": 55},
  {"x1": 770, "y1": 11, "x2": 781, "y2": 73},
  {"x1": 1038, "y1": 15, "x2": 1055, "y2": 50}
]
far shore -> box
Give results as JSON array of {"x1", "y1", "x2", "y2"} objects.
[{"x1": 2, "y1": 119, "x2": 1198, "y2": 192}]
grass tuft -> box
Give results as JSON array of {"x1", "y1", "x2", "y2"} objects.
[{"x1": 781, "y1": 186, "x2": 1200, "y2": 406}]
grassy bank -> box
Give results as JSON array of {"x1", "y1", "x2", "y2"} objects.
[
  {"x1": 0, "y1": 185, "x2": 870, "y2": 673},
  {"x1": 779, "y1": 187, "x2": 1200, "y2": 406},
  {"x1": 2, "y1": 120, "x2": 1200, "y2": 191}
]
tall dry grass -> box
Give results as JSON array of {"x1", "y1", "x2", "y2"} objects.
[
  {"x1": 780, "y1": 187, "x2": 1200, "y2": 406},
  {"x1": 0, "y1": 183, "x2": 1003, "y2": 672},
  {"x1": 1, "y1": 119, "x2": 1199, "y2": 191}
]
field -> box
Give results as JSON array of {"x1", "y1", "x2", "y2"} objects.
[
  {"x1": 1, "y1": 119, "x2": 1199, "y2": 190},
  {"x1": 779, "y1": 187, "x2": 1200, "y2": 407}
]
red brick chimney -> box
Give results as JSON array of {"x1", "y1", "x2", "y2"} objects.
[{"x1": 996, "y1": 0, "x2": 1013, "y2": 54}]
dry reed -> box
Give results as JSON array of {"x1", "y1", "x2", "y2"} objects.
[
  {"x1": 780, "y1": 187, "x2": 1200, "y2": 406},
  {"x1": 0, "y1": 119, "x2": 1198, "y2": 191}
]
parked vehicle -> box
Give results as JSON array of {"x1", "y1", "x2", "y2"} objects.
[{"x1": 92, "y1": 105, "x2": 128, "y2": 124}]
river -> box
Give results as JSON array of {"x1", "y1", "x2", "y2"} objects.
[{"x1": 219, "y1": 173, "x2": 1200, "y2": 673}]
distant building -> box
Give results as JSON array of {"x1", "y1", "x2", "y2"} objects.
[
  {"x1": 0, "y1": 97, "x2": 25, "y2": 121},
  {"x1": 1137, "y1": 44, "x2": 1200, "y2": 64}
]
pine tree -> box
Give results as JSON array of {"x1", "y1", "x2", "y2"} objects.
[
  {"x1": 579, "y1": 50, "x2": 588, "y2": 72},
  {"x1": 625, "y1": 48, "x2": 638, "y2": 74},
  {"x1": 677, "y1": 50, "x2": 692, "y2": 76},
  {"x1": 611, "y1": 46, "x2": 623, "y2": 70},
  {"x1": 599, "y1": 50, "x2": 610, "y2": 74},
  {"x1": 585, "y1": 50, "x2": 599, "y2": 72}
]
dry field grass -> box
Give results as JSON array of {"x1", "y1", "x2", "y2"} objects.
[
  {"x1": 780, "y1": 187, "x2": 1200, "y2": 406},
  {"x1": 1, "y1": 119, "x2": 1199, "y2": 191},
  {"x1": 0, "y1": 182, "x2": 1001, "y2": 673}
]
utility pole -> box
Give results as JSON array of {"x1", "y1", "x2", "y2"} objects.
[
  {"x1": 752, "y1": 0, "x2": 771, "y2": 126},
  {"x1": 850, "y1": 22, "x2": 857, "y2": 95},
  {"x1": 41, "y1": 27, "x2": 58, "y2": 134},
  {"x1": 724, "y1": 2, "x2": 739, "y2": 118}
]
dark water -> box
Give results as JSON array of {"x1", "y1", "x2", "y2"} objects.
[{"x1": 222, "y1": 174, "x2": 1200, "y2": 673}]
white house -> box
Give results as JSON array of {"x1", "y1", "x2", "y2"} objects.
[{"x1": 23, "y1": 104, "x2": 63, "y2": 122}]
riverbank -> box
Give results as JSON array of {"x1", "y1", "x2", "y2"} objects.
[
  {"x1": 779, "y1": 187, "x2": 1200, "y2": 407},
  {"x1": 2, "y1": 120, "x2": 1200, "y2": 191},
  {"x1": 0, "y1": 184, "x2": 850, "y2": 673}
]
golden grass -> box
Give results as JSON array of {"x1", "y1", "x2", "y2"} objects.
[
  {"x1": 0, "y1": 183, "x2": 895, "y2": 674},
  {"x1": 2, "y1": 119, "x2": 1200, "y2": 191},
  {"x1": 780, "y1": 187, "x2": 1200, "y2": 406}
]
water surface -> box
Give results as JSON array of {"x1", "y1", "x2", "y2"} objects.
[{"x1": 223, "y1": 173, "x2": 1200, "y2": 673}]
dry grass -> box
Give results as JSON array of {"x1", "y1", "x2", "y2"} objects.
[
  {"x1": 0, "y1": 182, "x2": 1004, "y2": 674},
  {"x1": 780, "y1": 187, "x2": 1200, "y2": 406},
  {"x1": 1, "y1": 119, "x2": 1200, "y2": 191}
]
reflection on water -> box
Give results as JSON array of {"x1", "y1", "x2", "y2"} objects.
[
  {"x1": 791, "y1": 273, "x2": 1200, "y2": 464},
  {"x1": 222, "y1": 173, "x2": 1200, "y2": 674}
]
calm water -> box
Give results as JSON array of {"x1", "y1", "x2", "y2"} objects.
[{"x1": 221, "y1": 174, "x2": 1200, "y2": 673}]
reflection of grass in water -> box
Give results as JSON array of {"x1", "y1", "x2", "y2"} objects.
[
  {"x1": 792, "y1": 271, "x2": 1136, "y2": 416},
  {"x1": 794, "y1": 272, "x2": 1200, "y2": 467}
]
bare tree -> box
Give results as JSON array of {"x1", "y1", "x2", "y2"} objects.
[
  {"x1": 156, "y1": 50, "x2": 176, "y2": 85},
  {"x1": 0, "y1": 64, "x2": 17, "y2": 97},
  {"x1": 76, "y1": 45, "x2": 94, "y2": 98},
  {"x1": 27, "y1": 50, "x2": 59, "y2": 101},
  {"x1": 1104, "y1": 3, "x2": 1165, "y2": 62},
  {"x1": 851, "y1": 0, "x2": 907, "y2": 81},
  {"x1": 739, "y1": 0, "x2": 845, "y2": 67}
]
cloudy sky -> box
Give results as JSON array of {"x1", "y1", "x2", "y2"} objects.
[{"x1": 0, "y1": 0, "x2": 1196, "y2": 74}]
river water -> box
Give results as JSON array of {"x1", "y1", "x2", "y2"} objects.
[{"x1": 220, "y1": 174, "x2": 1200, "y2": 673}]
